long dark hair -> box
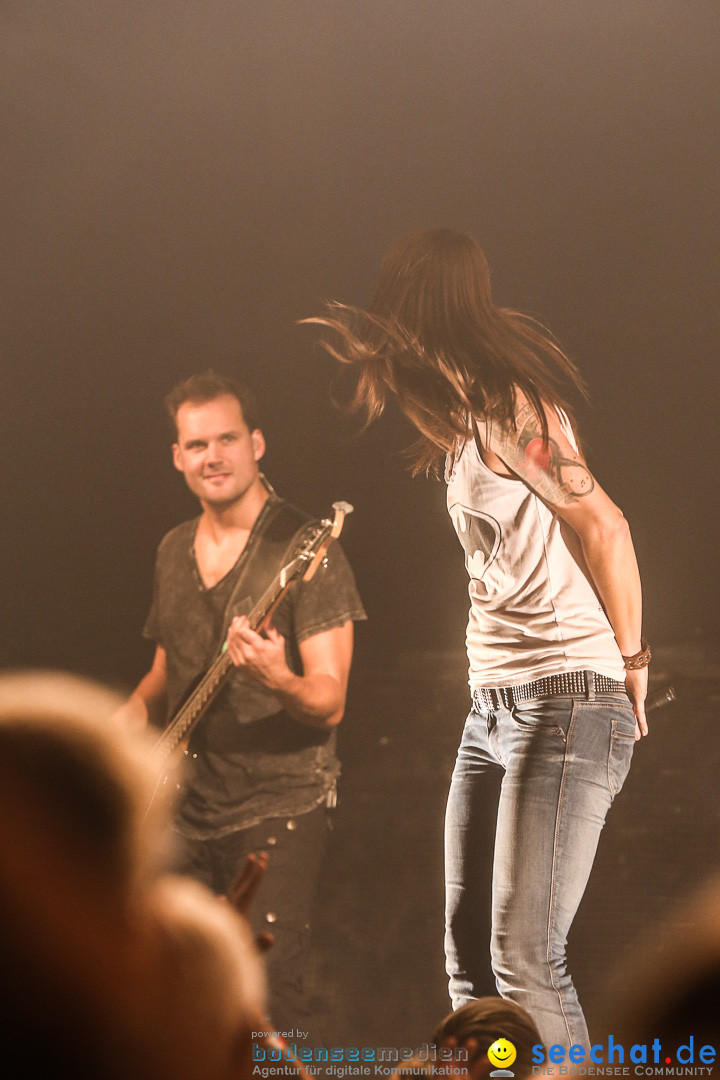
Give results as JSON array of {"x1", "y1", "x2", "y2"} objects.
[{"x1": 304, "y1": 228, "x2": 587, "y2": 473}]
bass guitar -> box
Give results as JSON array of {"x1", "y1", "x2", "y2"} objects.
[{"x1": 147, "y1": 500, "x2": 353, "y2": 808}]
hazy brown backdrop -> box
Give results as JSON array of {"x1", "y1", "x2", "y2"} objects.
[{"x1": 2, "y1": 0, "x2": 718, "y2": 695}]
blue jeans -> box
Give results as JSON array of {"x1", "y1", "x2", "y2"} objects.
[{"x1": 445, "y1": 689, "x2": 635, "y2": 1049}]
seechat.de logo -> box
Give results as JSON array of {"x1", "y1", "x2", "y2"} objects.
[{"x1": 488, "y1": 1038, "x2": 517, "y2": 1077}]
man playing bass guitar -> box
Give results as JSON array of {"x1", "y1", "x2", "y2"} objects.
[{"x1": 118, "y1": 371, "x2": 366, "y2": 1035}]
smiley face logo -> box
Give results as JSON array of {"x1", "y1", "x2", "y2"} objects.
[{"x1": 487, "y1": 1039, "x2": 517, "y2": 1069}]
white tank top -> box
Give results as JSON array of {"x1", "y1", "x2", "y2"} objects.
[{"x1": 445, "y1": 431, "x2": 625, "y2": 689}]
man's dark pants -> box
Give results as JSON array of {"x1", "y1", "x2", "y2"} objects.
[{"x1": 172, "y1": 804, "x2": 328, "y2": 1036}]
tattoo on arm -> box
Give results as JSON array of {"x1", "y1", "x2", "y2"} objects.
[{"x1": 494, "y1": 404, "x2": 595, "y2": 504}]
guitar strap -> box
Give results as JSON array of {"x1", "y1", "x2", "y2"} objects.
[{"x1": 216, "y1": 497, "x2": 317, "y2": 648}]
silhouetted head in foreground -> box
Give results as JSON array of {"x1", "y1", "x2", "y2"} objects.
[
  {"x1": 391, "y1": 996, "x2": 541, "y2": 1080},
  {"x1": 433, "y1": 996, "x2": 541, "y2": 1079},
  {"x1": 0, "y1": 670, "x2": 265, "y2": 1080}
]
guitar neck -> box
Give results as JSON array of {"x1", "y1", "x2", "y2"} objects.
[
  {"x1": 246, "y1": 564, "x2": 289, "y2": 632},
  {"x1": 151, "y1": 649, "x2": 233, "y2": 764}
]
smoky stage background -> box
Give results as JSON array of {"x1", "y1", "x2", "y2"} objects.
[{"x1": 2, "y1": 0, "x2": 719, "y2": 1050}]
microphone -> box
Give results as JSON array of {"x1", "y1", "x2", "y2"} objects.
[{"x1": 645, "y1": 685, "x2": 676, "y2": 713}]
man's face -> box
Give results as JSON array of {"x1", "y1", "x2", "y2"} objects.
[{"x1": 172, "y1": 394, "x2": 265, "y2": 508}]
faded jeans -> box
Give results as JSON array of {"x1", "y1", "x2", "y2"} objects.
[{"x1": 445, "y1": 687, "x2": 635, "y2": 1049}]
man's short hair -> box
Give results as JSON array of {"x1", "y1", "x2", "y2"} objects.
[{"x1": 164, "y1": 371, "x2": 260, "y2": 436}]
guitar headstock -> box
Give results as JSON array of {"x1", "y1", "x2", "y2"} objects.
[
  {"x1": 330, "y1": 500, "x2": 353, "y2": 537},
  {"x1": 301, "y1": 500, "x2": 353, "y2": 581}
]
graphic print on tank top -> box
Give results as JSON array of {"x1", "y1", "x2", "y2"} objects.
[{"x1": 448, "y1": 501, "x2": 502, "y2": 582}]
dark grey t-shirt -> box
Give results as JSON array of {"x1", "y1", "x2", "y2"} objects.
[{"x1": 143, "y1": 495, "x2": 366, "y2": 837}]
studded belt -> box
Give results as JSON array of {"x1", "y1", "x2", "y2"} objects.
[{"x1": 472, "y1": 670, "x2": 627, "y2": 712}]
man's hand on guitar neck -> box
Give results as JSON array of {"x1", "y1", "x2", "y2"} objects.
[{"x1": 225, "y1": 615, "x2": 353, "y2": 729}]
